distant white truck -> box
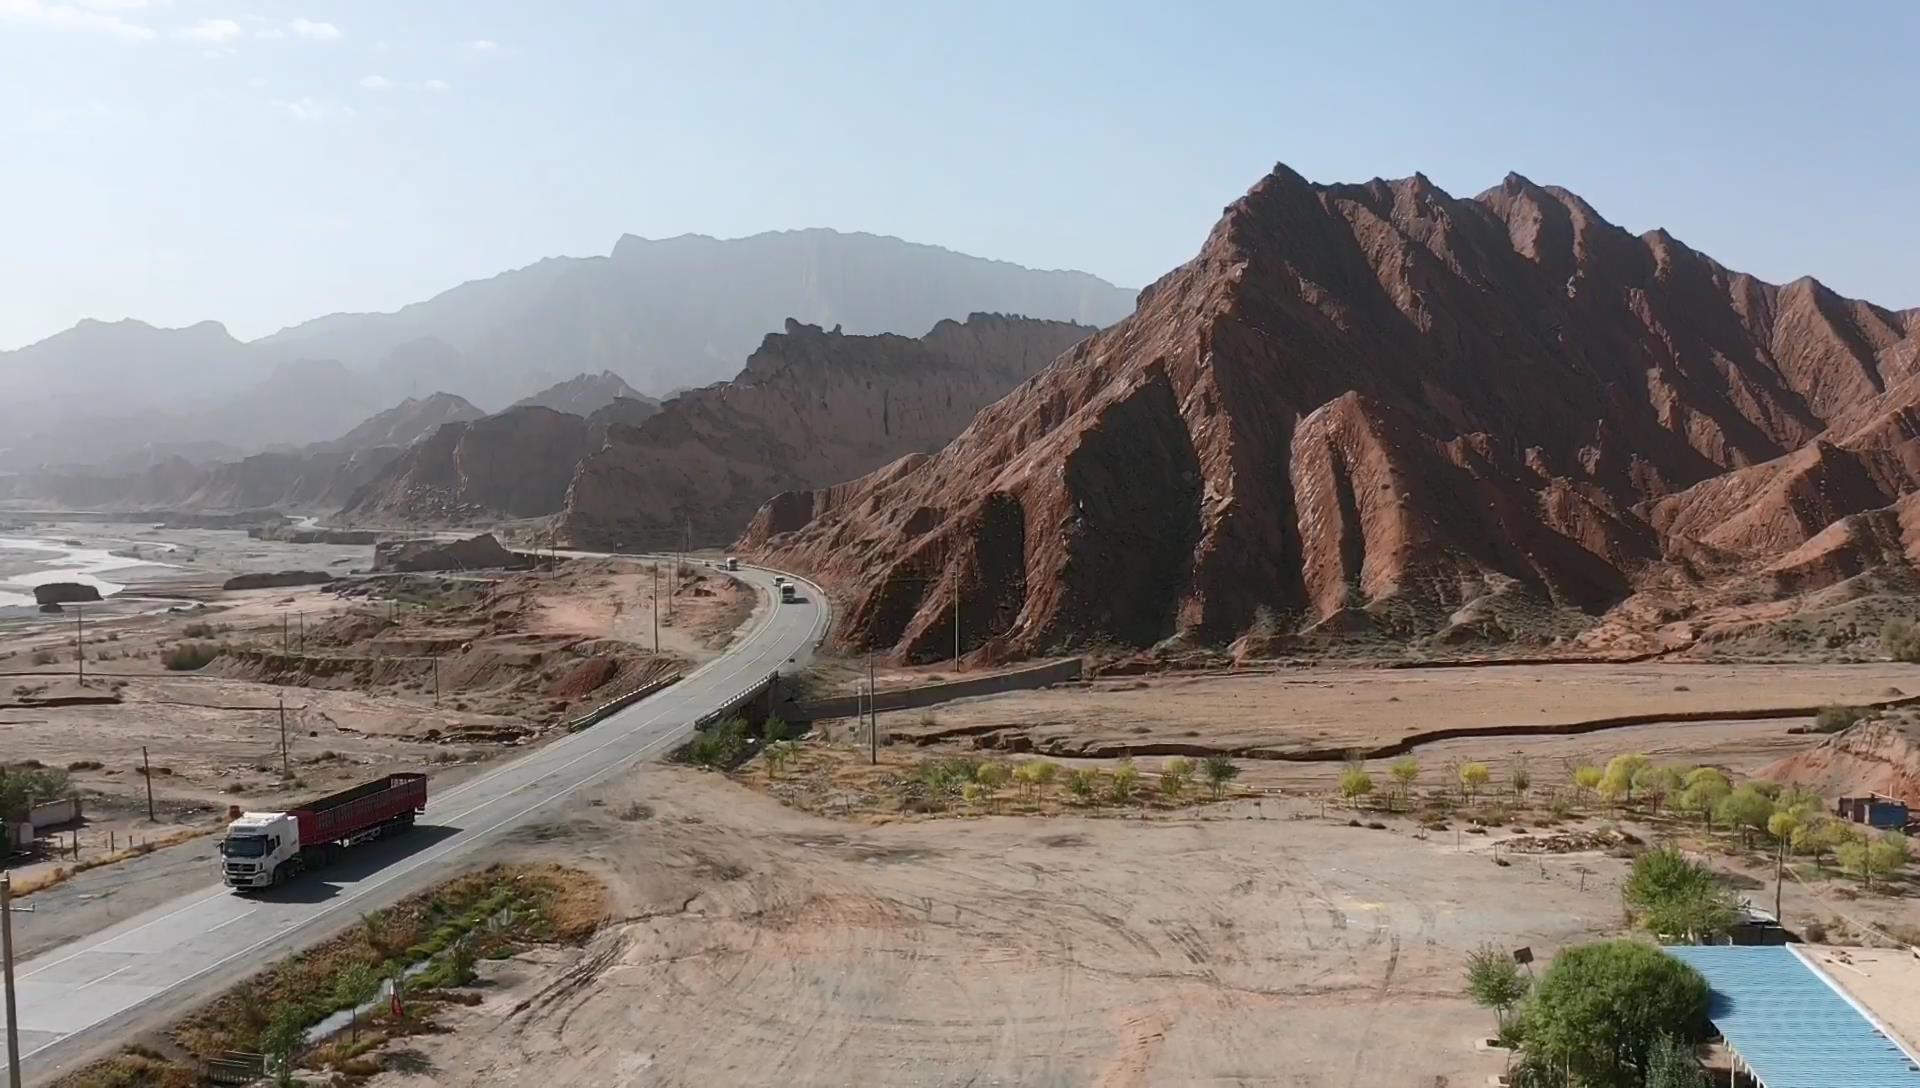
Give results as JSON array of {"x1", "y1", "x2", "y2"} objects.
[
  {"x1": 724, "y1": 556, "x2": 740, "y2": 571},
  {"x1": 780, "y1": 582, "x2": 798, "y2": 604}
]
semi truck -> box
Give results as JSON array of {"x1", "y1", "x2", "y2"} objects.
[
  {"x1": 724, "y1": 556, "x2": 740, "y2": 571},
  {"x1": 780, "y1": 581, "x2": 797, "y2": 604},
  {"x1": 219, "y1": 772, "x2": 428, "y2": 891}
]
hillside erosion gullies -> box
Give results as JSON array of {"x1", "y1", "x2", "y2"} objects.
[
  {"x1": 339, "y1": 405, "x2": 591, "y2": 524},
  {"x1": 559, "y1": 313, "x2": 1096, "y2": 548},
  {"x1": 744, "y1": 163, "x2": 1920, "y2": 662}
]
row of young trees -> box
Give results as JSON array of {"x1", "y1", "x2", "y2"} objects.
[{"x1": 919, "y1": 753, "x2": 1244, "y2": 810}]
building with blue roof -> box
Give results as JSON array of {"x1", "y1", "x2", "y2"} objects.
[{"x1": 1663, "y1": 944, "x2": 1920, "y2": 1087}]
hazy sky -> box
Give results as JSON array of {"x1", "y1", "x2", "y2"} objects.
[{"x1": 3, "y1": 0, "x2": 1916, "y2": 349}]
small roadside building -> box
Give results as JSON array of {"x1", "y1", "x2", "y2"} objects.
[
  {"x1": 1836, "y1": 794, "x2": 1912, "y2": 831},
  {"x1": 1663, "y1": 944, "x2": 1920, "y2": 1087}
]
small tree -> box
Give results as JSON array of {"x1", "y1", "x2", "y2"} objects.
[
  {"x1": 974, "y1": 762, "x2": 1009, "y2": 811},
  {"x1": 1388, "y1": 756, "x2": 1419, "y2": 810},
  {"x1": 763, "y1": 739, "x2": 796, "y2": 779},
  {"x1": 332, "y1": 961, "x2": 381, "y2": 1043},
  {"x1": 1625, "y1": 847, "x2": 1737, "y2": 941},
  {"x1": 260, "y1": 1001, "x2": 312, "y2": 1088},
  {"x1": 1339, "y1": 766, "x2": 1375, "y2": 807},
  {"x1": 1201, "y1": 755, "x2": 1240, "y2": 799},
  {"x1": 1459, "y1": 762, "x2": 1490, "y2": 802},
  {"x1": 961, "y1": 781, "x2": 988, "y2": 811},
  {"x1": 1463, "y1": 943, "x2": 1530, "y2": 1031},
  {"x1": 1521, "y1": 941, "x2": 1709, "y2": 1084},
  {"x1": 1634, "y1": 765, "x2": 1686, "y2": 815},
  {"x1": 1766, "y1": 809, "x2": 1800, "y2": 846},
  {"x1": 1508, "y1": 756, "x2": 1532, "y2": 799},
  {"x1": 1066, "y1": 768, "x2": 1099, "y2": 802},
  {"x1": 1603, "y1": 754, "x2": 1652, "y2": 803},
  {"x1": 1026, "y1": 759, "x2": 1059, "y2": 799},
  {"x1": 1676, "y1": 769, "x2": 1731, "y2": 830},
  {"x1": 1159, "y1": 757, "x2": 1192, "y2": 800},
  {"x1": 1714, "y1": 785, "x2": 1776, "y2": 847},
  {"x1": 1572, "y1": 765, "x2": 1602, "y2": 804},
  {"x1": 1109, "y1": 760, "x2": 1140, "y2": 803},
  {"x1": 762, "y1": 716, "x2": 791, "y2": 744}
]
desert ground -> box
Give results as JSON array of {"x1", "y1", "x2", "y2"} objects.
[{"x1": 362, "y1": 767, "x2": 1628, "y2": 1088}]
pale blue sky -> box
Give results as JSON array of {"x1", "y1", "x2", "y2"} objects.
[{"x1": 3, "y1": 0, "x2": 1916, "y2": 349}]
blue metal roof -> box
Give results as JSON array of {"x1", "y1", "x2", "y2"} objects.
[{"x1": 1663, "y1": 945, "x2": 1920, "y2": 1087}]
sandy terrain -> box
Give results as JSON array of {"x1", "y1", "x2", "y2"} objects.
[
  {"x1": 364, "y1": 768, "x2": 1631, "y2": 1088},
  {"x1": 878, "y1": 661, "x2": 1920, "y2": 758}
]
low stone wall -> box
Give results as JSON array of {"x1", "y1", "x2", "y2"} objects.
[{"x1": 788, "y1": 658, "x2": 1083, "y2": 723}]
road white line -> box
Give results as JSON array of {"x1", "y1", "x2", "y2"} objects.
[{"x1": 74, "y1": 963, "x2": 137, "y2": 991}]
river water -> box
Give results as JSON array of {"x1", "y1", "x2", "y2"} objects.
[{"x1": 0, "y1": 534, "x2": 176, "y2": 605}]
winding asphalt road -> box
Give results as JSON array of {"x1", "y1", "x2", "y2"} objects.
[{"x1": 11, "y1": 563, "x2": 826, "y2": 1083}]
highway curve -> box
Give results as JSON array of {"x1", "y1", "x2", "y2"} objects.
[{"x1": 12, "y1": 563, "x2": 826, "y2": 1084}]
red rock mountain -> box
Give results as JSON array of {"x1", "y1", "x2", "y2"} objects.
[
  {"x1": 558, "y1": 314, "x2": 1094, "y2": 548},
  {"x1": 339, "y1": 406, "x2": 591, "y2": 524},
  {"x1": 745, "y1": 164, "x2": 1920, "y2": 660}
]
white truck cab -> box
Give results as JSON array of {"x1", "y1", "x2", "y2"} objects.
[
  {"x1": 724, "y1": 556, "x2": 740, "y2": 571},
  {"x1": 220, "y1": 811, "x2": 299, "y2": 889}
]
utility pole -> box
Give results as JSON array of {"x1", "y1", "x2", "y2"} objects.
[
  {"x1": 141, "y1": 745, "x2": 155, "y2": 822},
  {"x1": 298, "y1": 612, "x2": 305, "y2": 653},
  {"x1": 281, "y1": 612, "x2": 289, "y2": 656},
  {"x1": 74, "y1": 604, "x2": 83, "y2": 685},
  {"x1": 3, "y1": 871, "x2": 21, "y2": 1088},
  {"x1": 867, "y1": 651, "x2": 878, "y2": 766},
  {"x1": 652, "y1": 563, "x2": 660, "y2": 652},
  {"x1": 278, "y1": 698, "x2": 289, "y2": 780},
  {"x1": 432, "y1": 656, "x2": 440, "y2": 707},
  {"x1": 954, "y1": 594, "x2": 961, "y2": 664},
  {"x1": 1775, "y1": 838, "x2": 1786, "y2": 923}
]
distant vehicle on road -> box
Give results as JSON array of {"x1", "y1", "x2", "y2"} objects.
[
  {"x1": 724, "y1": 556, "x2": 740, "y2": 571},
  {"x1": 219, "y1": 773, "x2": 427, "y2": 891},
  {"x1": 780, "y1": 582, "x2": 798, "y2": 604}
]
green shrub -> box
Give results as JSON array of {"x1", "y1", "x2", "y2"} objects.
[
  {"x1": 1813, "y1": 704, "x2": 1867, "y2": 734},
  {"x1": 686, "y1": 717, "x2": 748, "y2": 768},
  {"x1": 1882, "y1": 618, "x2": 1920, "y2": 662},
  {"x1": 162, "y1": 641, "x2": 224, "y2": 671}
]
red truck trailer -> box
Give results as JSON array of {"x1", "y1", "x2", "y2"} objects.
[{"x1": 220, "y1": 773, "x2": 428, "y2": 890}]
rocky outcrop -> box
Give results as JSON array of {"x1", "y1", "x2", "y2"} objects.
[
  {"x1": 341, "y1": 406, "x2": 591, "y2": 524},
  {"x1": 746, "y1": 165, "x2": 1920, "y2": 660},
  {"x1": 512, "y1": 372, "x2": 658, "y2": 420},
  {"x1": 372, "y1": 534, "x2": 519, "y2": 572},
  {"x1": 320, "y1": 392, "x2": 483, "y2": 452},
  {"x1": 34, "y1": 583, "x2": 103, "y2": 606},
  {"x1": 559, "y1": 314, "x2": 1095, "y2": 548},
  {"x1": 1758, "y1": 718, "x2": 1920, "y2": 804}
]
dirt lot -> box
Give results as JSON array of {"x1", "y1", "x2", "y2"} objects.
[
  {"x1": 362, "y1": 767, "x2": 1630, "y2": 1088},
  {"x1": 873, "y1": 660, "x2": 1918, "y2": 757}
]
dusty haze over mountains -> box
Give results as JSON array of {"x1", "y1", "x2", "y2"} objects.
[{"x1": 0, "y1": 229, "x2": 1135, "y2": 472}]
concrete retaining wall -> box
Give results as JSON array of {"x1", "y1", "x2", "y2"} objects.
[
  {"x1": 788, "y1": 658, "x2": 1082, "y2": 723},
  {"x1": 28, "y1": 797, "x2": 79, "y2": 829}
]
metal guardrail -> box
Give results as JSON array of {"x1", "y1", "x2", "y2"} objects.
[
  {"x1": 565, "y1": 671, "x2": 685, "y2": 733},
  {"x1": 691, "y1": 670, "x2": 781, "y2": 731}
]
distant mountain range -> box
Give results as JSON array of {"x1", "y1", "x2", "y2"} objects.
[{"x1": 0, "y1": 229, "x2": 1136, "y2": 470}]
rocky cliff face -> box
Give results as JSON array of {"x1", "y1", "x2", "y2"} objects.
[
  {"x1": 745, "y1": 165, "x2": 1920, "y2": 660},
  {"x1": 511, "y1": 372, "x2": 658, "y2": 419},
  {"x1": 340, "y1": 406, "x2": 590, "y2": 523},
  {"x1": 558, "y1": 314, "x2": 1095, "y2": 548}
]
